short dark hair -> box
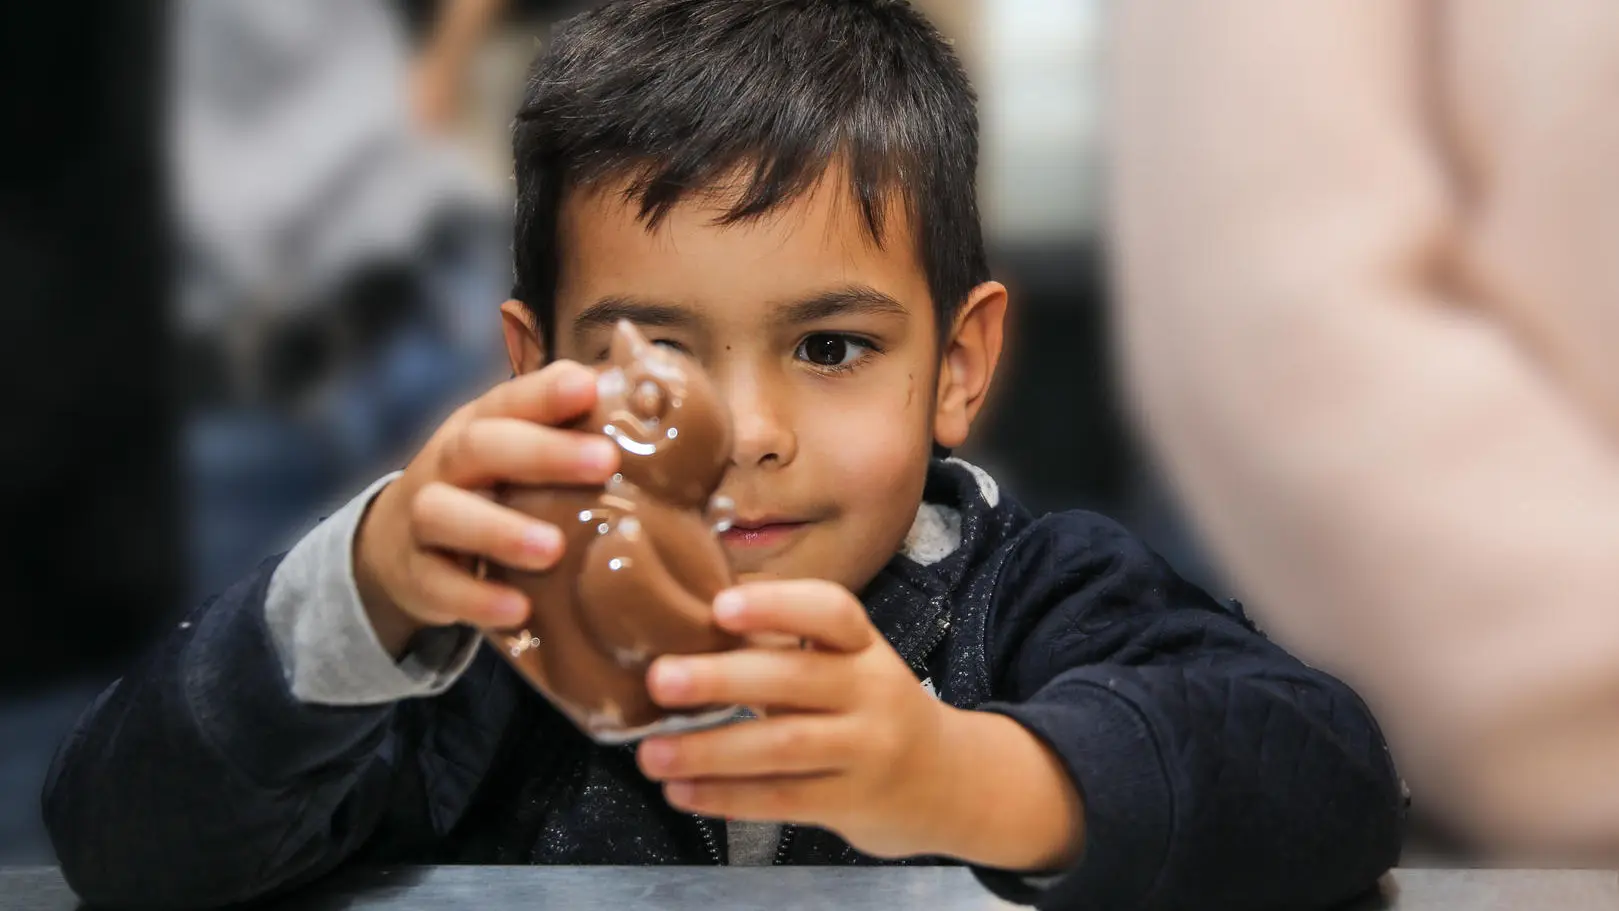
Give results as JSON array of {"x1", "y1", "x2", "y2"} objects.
[{"x1": 511, "y1": 0, "x2": 989, "y2": 351}]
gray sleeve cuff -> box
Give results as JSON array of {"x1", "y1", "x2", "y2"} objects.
[{"x1": 265, "y1": 471, "x2": 482, "y2": 706}]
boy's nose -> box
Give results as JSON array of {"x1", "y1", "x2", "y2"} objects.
[{"x1": 724, "y1": 376, "x2": 797, "y2": 470}]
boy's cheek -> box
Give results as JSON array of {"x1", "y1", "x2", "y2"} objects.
[
  {"x1": 814, "y1": 410, "x2": 931, "y2": 505},
  {"x1": 802, "y1": 406, "x2": 932, "y2": 579},
  {"x1": 815, "y1": 366, "x2": 933, "y2": 469}
]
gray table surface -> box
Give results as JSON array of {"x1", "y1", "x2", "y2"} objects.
[{"x1": 2, "y1": 866, "x2": 1615, "y2": 910}]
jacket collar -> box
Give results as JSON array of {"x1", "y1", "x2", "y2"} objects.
[{"x1": 860, "y1": 458, "x2": 1026, "y2": 666}]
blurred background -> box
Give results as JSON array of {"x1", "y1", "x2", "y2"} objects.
[{"x1": 0, "y1": 0, "x2": 1217, "y2": 862}]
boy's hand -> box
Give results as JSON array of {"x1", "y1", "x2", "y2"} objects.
[
  {"x1": 635, "y1": 580, "x2": 1084, "y2": 872},
  {"x1": 354, "y1": 361, "x2": 620, "y2": 656}
]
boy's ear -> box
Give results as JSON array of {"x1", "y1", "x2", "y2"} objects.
[
  {"x1": 933, "y1": 281, "x2": 1008, "y2": 450},
  {"x1": 500, "y1": 300, "x2": 547, "y2": 375}
]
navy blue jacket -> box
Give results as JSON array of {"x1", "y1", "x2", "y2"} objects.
[{"x1": 43, "y1": 461, "x2": 1404, "y2": 910}]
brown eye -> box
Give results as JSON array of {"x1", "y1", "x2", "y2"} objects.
[
  {"x1": 803, "y1": 335, "x2": 848, "y2": 367},
  {"x1": 629, "y1": 379, "x2": 665, "y2": 419},
  {"x1": 795, "y1": 333, "x2": 874, "y2": 370}
]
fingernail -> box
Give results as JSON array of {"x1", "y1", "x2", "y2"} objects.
[
  {"x1": 713, "y1": 590, "x2": 745, "y2": 622},
  {"x1": 583, "y1": 440, "x2": 618, "y2": 471},
  {"x1": 652, "y1": 660, "x2": 691, "y2": 696},
  {"x1": 665, "y1": 781, "x2": 696, "y2": 805},
  {"x1": 522, "y1": 524, "x2": 561, "y2": 556},
  {"x1": 641, "y1": 738, "x2": 676, "y2": 772},
  {"x1": 562, "y1": 368, "x2": 596, "y2": 397},
  {"x1": 493, "y1": 594, "x2": 527, "y2": 625}
]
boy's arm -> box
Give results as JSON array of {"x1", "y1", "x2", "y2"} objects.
[
  {"x1": 971, "y1": 513, "x2": 1404, "y2": 911},
  {"x1": 42, "y1": 477, "x2": 507, "y2": 911},
  {"x1": 265, "y1": 474, "x2": 481, "y2": 704}
]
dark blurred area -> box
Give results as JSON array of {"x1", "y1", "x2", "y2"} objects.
[
  {"x1": 1, "y1": 1, "x2": 175, "y2": 688},
  {"x1": 0, "y1": 0, "x2": 1211, "y2": 864},
  {"x1": 0, "y1": 0, "x2": 178, "y2": 862}
]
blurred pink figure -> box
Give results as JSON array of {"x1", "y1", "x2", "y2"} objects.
[
  {"x1": 1110, "y1": 2, "x2": 1619, "y2": 860},
  {"x1": 409, "y1": 0, "x2": 509, "y2": 133}
]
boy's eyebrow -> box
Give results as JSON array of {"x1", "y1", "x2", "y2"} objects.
[
  {"x1": 571, "y1": 285, "x2": 908, "y2": 338},
  {"x1": 776, "y1": 285, "x2": 910, "y2": 324},
  {"x1": 572, "y1": 296, "x2": 696, "y2": 337}
]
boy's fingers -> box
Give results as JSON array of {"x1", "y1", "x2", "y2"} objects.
[
  {"x1": 661, "y1": 776, "x2": 835, "y2": 825},
  {"x1": 411, "y1": 482, "x2": 564, "y2": 571},
  {"x1": 473, "y1": 360, "x2": 599, "y2": 424},
  {"x1": 711, "y1": 580, "x2": 875, "y2": 653},
  {"x1": 438, "y1": 418, "x2": 618, "y2": 489},
  {"x1": 637, "y1": 716, "x2": 854, "y2": 781},
  {"x1": 647, "y1": 649, "x2": 855, "y2": 712},
  {"x1": 408, "y1": 550, "x2": 529, "y2": 628}
]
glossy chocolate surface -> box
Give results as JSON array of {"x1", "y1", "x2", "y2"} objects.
[{"x1": 482, "y1": 321, "x2": 743, "y2": 742}]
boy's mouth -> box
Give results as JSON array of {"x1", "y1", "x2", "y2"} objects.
[{"x1": 720, "y1": 518, "x2": 811, "y2": 551}]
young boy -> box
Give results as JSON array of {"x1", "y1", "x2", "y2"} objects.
[{"x1": 44, "y1": 2, "x2": 1405, "y2": 909}]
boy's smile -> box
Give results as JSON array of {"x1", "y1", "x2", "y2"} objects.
[
  {"x1": 505, "y1": 165, "x2": 1005, "y2": 596},
  {"x1": 720, "y1": 518, "x2": 811, "y2": 553}
]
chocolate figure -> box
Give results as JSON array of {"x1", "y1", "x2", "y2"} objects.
[{"x1": 480, "y1": 320, "x2": 744, "y2": 743}]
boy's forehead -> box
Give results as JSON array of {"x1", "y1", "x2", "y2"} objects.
[{"x1": 553, "y1": 168, "x2": 933, "y2": 333}]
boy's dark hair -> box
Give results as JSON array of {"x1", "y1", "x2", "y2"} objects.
[{"x1": 511, "y1": 0, "x2": 989, "y2": 352}]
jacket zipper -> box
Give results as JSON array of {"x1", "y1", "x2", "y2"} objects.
[
  {"x1": 909, "y1": 612, "x2": 951, "y2": 679},
  {"x1": 622, "y1": 743, "x2": 724, "y2": 865},
  {"x1": 771, "y1": 824, "x2": 796, "y2": 865},
  {"x1": 696, "y1": 814, "x2": 724, "y2": 865}
]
